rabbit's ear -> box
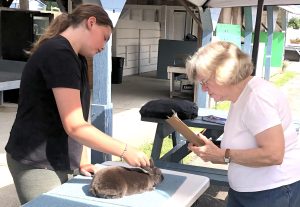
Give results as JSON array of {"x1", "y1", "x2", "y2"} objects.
[
  {"x1": 149, "y1": 157, "x2": 154, "y2": 168},
  {"x1": 141, "y1": 158, "x2": 155, "y2": 173},
  {"x1": 140, "y1": 166, "x2": 151, "y2": 174}
]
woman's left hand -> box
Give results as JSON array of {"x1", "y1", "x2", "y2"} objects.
[
  {"x1": 79, "y1": 164, "x2": 98, "y2": 176},
  {"x1": 188, "y1": 135, "x2": 224, "y2": 163}
]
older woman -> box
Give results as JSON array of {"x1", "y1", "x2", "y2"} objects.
[{"x1": 186, "y1": 41, "x2": 300, "y2": 207}]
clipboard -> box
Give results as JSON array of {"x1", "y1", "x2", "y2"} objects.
[{"x1": 166, "y1": 110, "x2": 205, "y2": 146}]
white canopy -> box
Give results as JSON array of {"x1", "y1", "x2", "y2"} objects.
[
  {"x1": 279, "y1": 5, "x2": 300, "y2": 15},
  {"x1": 186, "y1": 0, "x2": 300, "y2": 15},
  {"x1": 187, "y1": 0, "x2": 300, "y2": 8}
]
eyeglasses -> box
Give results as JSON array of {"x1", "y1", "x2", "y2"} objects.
[{"x1": 199, "y1": 80, "x2": 208, "y2": 86}]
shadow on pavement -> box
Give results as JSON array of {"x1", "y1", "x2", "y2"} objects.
[
  {"x1": 192, "y1": 182, "x2": 229, "y2": 207},
  {"x1": 0, "y1": 184, "x2": 20, "y2": 207}
]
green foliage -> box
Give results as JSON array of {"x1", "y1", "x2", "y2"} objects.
[
  {"x1": 214, "y1": 101, "x2": 231, "y2": 111},
  {"x1": 270, "y1": 71, "x2": 297, "y2": 87},
  {"x1": 44, "y1": 0, "x2": 60, "y2": 11},
  {"x1": 139, "y1": 136, "x2": 193, "y2": 164},
  {"x1": 288, "y1": 17, "x2": 300, "y2": 29}
]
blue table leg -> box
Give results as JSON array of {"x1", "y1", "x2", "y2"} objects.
[{"x1": 151, "y1": 122, "x2": 174, "y2": 160}]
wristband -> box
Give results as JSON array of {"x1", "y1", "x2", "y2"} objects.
[
  {"x1": 120, "y1": 143, "x2": 128, "y2": 161},
  {"x1": 224, "y1": 148, "x2": 231, "y2": 164}
]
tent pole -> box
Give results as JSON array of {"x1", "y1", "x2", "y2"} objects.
[{"x1": 251, "y1": 0, "x2": 265, "y2": 75}]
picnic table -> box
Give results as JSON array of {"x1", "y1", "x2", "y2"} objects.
[
  {"x1": 141, "y1": 108, "x2": 228, "y2": 183},
  {"x1": 0, "y1": 59, "x2": 25, "y2": 104},
  {"x1": 23, "y1": 161, "x2": 210, "y2": 207}
]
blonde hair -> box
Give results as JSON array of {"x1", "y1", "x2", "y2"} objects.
[
  {"x1": 30, "y1": 4, "x2": 113, "y2": 54},
  {"x1": 186, "y1": 41, "x2": 253, "y2": 86}
]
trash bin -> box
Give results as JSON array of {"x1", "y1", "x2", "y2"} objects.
[{"x1": 111, "y1": 57, "x2": 124, "y2": 84}]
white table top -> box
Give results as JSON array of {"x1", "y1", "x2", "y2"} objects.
[
  {"x1": 197, "y1": 108, "x2": 228, "y2": 119},
  {"x1": 167, "y1": 66, "x2": 186, "y2": 74},
  {"x1": 23, "y1": 161, "x2": 210, "y2": 207}
]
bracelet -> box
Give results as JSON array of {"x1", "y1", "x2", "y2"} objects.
[{"x1": 120, "y1": 143, "x2": 128, "y2": 161}]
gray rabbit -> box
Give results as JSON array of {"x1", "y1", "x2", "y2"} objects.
[{"x1": 89, "y1": 159, "x2": 164, "y2": 199}]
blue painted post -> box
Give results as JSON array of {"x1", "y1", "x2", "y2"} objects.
[
  {"x1": 91, "y1": 46, "x2": 113, "y2": 164},
  {"x1": 200, "y1": 8, "x2": 213, "y2": 46},
  {"x1": 91, "y1": 0, "x2": 126, "y2": 164},
  {"x1": 265, "y1": 6, "x2": 275, "y2": 80},
  {"x1": 243, "y1": 7, "x2": 253, "y2": 55},
  {"x1": 195, "y1": 8, "x2": 220, "y2": 108},
  {"x1": 281, "y1": 9, "x2": 287, "y2": 59},
  {"x1": 0, "y1": 92, "x2": 3, "y2": 105},
  {"x1": 264, "y1": 6, "x2": 278, "y2": 80},
  {"x1": 281, "y1": 10, "x2": 287, "y2": 40}
]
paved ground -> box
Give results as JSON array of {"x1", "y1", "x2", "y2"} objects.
[
  {"x1": 0, "y1": 104, "x2": 20, "y2": 207},
  {"x1": 0, "y1": 62, "x2": 299, "y2": 206}
]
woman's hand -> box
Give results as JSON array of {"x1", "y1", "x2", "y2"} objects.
[
  {"x1": 188, "y1": 135, "x2": 224, "y2": 164},
  {"x1": 79, "y1": 164, "x2": 98, "y2": 177},
  {"x1": 122, "y1": 145, "x2": 150, "y2": 168}
]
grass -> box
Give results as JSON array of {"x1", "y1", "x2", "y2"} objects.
[
  {"x1": 214, "y1": 101, "x2": 231, "y2": 111},
  {"x1": 139, "y1": 135, "x2": 194, "y2": 164},
  {"x1": 269, "y1": 71, "x2": 297, "y2": 87}
]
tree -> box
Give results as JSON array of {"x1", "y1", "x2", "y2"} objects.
[
  {"x1": 19, "y1": 0, "x2": 29, "y2": 9},
  {"x1": 288, "y1": 17, "x2": 300, "y2": 29}
]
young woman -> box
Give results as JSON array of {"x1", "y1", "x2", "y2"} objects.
[
  {"x1": 5, "y1": 4, "x2": 150, "y2": 204},
  {"x1": 186, "y1": 41, "x2": 300, "y2": 207}
]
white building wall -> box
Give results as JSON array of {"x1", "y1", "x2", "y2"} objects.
[
  {"x1": 113, "y1": 19, "x2": 160, "y2": 76},
  {"x1": 112, "y1": 5, "x2": 195, "y2": 76}
]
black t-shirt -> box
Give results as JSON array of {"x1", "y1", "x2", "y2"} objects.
[{"x1": 5, "y1": 35, "x2": 90, "y2": 171}]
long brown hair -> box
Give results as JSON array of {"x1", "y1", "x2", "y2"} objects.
[{"x1": 30, "y1": 3, "x2": 113, "y2": 54}]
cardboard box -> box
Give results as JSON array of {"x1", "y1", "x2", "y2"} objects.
[{"x1": 180, "y1": 79, "x2": 194, "y2": 93}]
